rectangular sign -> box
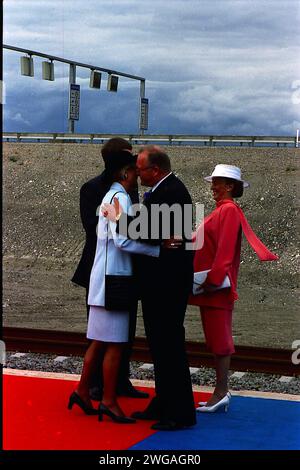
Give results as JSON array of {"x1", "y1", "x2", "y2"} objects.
[
  {"x1": 68, "y1": 84, "x2": 80, "y2": 121},
  {"x1": 140, "y1": 97, "x2": 149, "y2": 130}
]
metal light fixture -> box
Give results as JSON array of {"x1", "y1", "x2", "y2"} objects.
[
  {"x1": 20, "y1": 56, "x2": 34, "y2": 77},
  {"x1": 5, "y1": 44, "x2": 146, "y2": 134},
  {"x1": 42, "y1": 61, "x2": 55, "y2": 81},
  {"x1": 107, "y1": 74, "x2": 118, "y2": 92},
  {"x1": 90, "y1": 70, "x2": 101, "y2": 89}
]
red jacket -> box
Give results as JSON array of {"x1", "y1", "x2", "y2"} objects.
[{"x1": 188, "y1": 199, "x2": 242, "y2": 308}]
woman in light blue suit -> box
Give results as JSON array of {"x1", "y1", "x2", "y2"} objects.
[{"x1": 68, "y1": 151, "x2": 159, "y2": 424}]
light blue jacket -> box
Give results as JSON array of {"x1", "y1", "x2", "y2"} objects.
[{"x1": 88, "y1": 182, "x2": 159, "y2": 307}]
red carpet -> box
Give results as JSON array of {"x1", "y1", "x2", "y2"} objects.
[{"x1": 3, "y1": 374, "x2": 209, "y2": 450}]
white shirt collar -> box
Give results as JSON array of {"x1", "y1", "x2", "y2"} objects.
[{"x1": 151, "y1": 172, "x2": 172, "y2": 193}]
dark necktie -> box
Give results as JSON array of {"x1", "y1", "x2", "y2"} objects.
[{"x1": 143, "y1": 189, "x2": 152, "y2": 203}]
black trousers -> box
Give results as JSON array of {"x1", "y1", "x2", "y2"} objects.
[
  {"x1": 141, "y1": 288, "x2": 196, "y2": 426},
  {"x1": 85, "y1": 289, "x2": 138, "y2": 390}
]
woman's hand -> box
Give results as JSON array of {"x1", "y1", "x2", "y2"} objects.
[
  {"x1": 201, "y1": 281, "x2": 218, "y2": 292},
  {"x1": 101, "y1": 197, "x2": 123, "y2": 222}
]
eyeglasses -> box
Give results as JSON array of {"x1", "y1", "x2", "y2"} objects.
[{"x1": 136, "y1": 165, "x2": 155, "y2": 172}]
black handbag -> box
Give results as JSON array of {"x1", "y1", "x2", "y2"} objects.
[
  {"x1": 105, "y1": 274, "x2": 135, "y2": 311},
  {"x1": 104, "y1": 191, "x2": 134, "y2": 311}
]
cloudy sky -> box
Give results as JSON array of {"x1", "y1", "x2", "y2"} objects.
[{"x1": 3, "y1": 0, "x2": 300, "y2": 135}]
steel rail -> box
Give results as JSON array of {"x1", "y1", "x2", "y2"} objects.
[
  {"x1": 2, "y1": 131, "x2": 297, "y2": 146},
  {"x1": 2, "y1": 132, "x2": 297, "y2": 146},
  {"x1": 3, "y1": 327, "x2": 298, "y2": 376}
]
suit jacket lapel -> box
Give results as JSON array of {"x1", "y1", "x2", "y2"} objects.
[{"x1": 147, "y1": 173, "x2": 175, "y2": 205}]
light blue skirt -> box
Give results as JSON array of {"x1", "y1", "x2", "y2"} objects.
[{"x1": 87, "y1": 305, "x2": 129, "y2": 343}]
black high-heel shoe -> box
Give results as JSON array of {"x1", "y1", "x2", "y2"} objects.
[
  {"x1": 68, "y1": 391, "x2": 98, "y2": 415},
  {"x1": 98, "y1": 404, "x2": 136, "y2": 424}
]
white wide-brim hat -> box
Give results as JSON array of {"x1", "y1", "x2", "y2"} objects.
[{"x1": 204, "y1": 164, "x2": 250, "y2": 188}]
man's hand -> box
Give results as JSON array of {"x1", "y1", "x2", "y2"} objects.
[{"x1": 101, "y1": 197, "x2": 123, "y2": 222}]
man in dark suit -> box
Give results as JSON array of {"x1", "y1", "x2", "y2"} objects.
[
  {"x1": 113, "y1": 146, "x2": 196, "y2": 430},
  {"x1": 71, "y1": 137, "x2": 148, "y2": 400}
]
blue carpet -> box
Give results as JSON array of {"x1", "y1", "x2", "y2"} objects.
[{"x1": 130, "y1": 396, "x2": 300, "y2": 450}]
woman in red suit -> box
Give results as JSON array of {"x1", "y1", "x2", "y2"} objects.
[{"x1": 189, "y1": 164, "x2": 278, "y2": 413}]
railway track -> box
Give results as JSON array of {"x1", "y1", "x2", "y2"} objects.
[{"x1": 3, "y1": 327, "x2": 299, "y2": 376}]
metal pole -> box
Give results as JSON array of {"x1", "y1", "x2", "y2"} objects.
[
  {"x1": 69, "y1": 63, "x2": 76, "y2": 134},
  {"x1": 140, "y1": 79, "x2": 146, "y2": 136},
  {"x1": 4, "y1": 44, "x2": 145, "y2": 81},
  {"x1": 4, "y1": 44, "x2": 146, "y2": 135},
  {"x1": 296, "y1": 129, "x2": 299, "y2": 148}
]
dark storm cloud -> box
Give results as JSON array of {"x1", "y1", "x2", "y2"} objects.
[{"x1": 3, "y1": 0, "x2": 300, "y2": 135}]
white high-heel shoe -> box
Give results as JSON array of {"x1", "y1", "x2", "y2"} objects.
[
  {"x1": 198, "y1": 391, "x2": 231, "y2": 407},
  {"x1": 197, "y1": 392, "x2": 231, "y2": 413}
]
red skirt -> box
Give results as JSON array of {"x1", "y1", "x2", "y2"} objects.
[{"x1": 200, "y1": 306, "x2": 235, "y2": 356}]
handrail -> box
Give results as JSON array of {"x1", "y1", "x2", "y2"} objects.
[{"x1": 2, "y1": 132, "x2": 297, "y2": 146}]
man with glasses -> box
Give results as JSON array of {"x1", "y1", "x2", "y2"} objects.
[{"x1": 106, "y1": 145, "x2": 196, "y2": 431}]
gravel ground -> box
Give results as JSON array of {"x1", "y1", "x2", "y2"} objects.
[
  {"x1": 5, "y1": 351, "x2": 300, "y2": 396},
  {"x1": 3, "y1": 143, "x2": 300, "y2": 348}
]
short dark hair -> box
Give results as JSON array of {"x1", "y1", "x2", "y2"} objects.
[
  {"x1": 227, "y1": 178, "x2": 244, "y2": 198},
  {"x1": 101, "y1": 137, "x2": 132, "y2": 161},
  {"x1": 103, "y1": 150, "x2": 137, "y2": 184},
  {"x1": 139, "y1": 145, "x2": 171, "y2": 172}
]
